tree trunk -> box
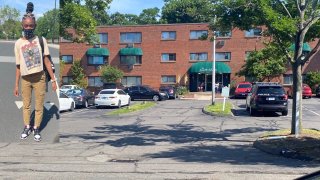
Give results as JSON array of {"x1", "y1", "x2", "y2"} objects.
[{"x1": 291, "y1": 62, "x2": 303, "y2": 135}]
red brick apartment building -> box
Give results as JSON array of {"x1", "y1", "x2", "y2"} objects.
[{"x1": 59, "y1": 23, "x2": 318, "y2": 92}]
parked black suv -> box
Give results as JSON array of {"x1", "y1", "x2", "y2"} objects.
[
  {"x1": 246, "y1": 82, "x2": 288, "y2": 116},
  {"x1": 159, "y1": 85, "x2": 177, "y2": 99},
  {"x1": 124, "y1": 85, "x2": 167, "y2": 101}
]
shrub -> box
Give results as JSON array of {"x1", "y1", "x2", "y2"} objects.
[{"x1": 176, "y1": 86, "x2": 189, "y2": 95}]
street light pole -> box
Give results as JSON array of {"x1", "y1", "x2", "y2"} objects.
[{"x1": 212, "y1": 31, "x2": 216, "y2": 105}]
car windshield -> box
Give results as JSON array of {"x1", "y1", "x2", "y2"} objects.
[
  {"x1": 257, "y1": 86, "x2": 285, "y2": 94},
  {"x1": 67, "y1": 89, "x2": 82, "y2": 95},
  {"x1": 238, "y1": 84, "x2": 251, "y2": 88},
  {"x1": 99, "y1": 90, "x2": 115, "y2": 94}
]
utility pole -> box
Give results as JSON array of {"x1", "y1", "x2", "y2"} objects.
[{"x1": 212, "y1": 31, "x2": 216, "y2": 105}]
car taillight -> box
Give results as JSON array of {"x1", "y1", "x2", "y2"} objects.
[
  {"x1": 95, "y1": 96, "x2": 99, "y2": 99},
  {"x1": 169, "y1": 89, "x2": 174, "y2": 93},
  {"x1": 254, "y1": 95, "x2": 262, "y2": 101},
  {"x1": 284, "y1": 95, "x2": 288, "y2": 100},
  {"x1": 109, "y1": 96, "x2": 117, "y2": 99}
]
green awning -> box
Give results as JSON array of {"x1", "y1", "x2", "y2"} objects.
[
  {"x1": 188, "y1": 61, "x2": 231, "y2": 74},
  {"x1": 289, "y1": 43, "x2": 311, "y2": 52},
  {"x1": 120, "y1": 47, "x2": 143, "y2": 55},
  {"x1": 86, "y1": 48, "x2": 109, "y2": 56}
]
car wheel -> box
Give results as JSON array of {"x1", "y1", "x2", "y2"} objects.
[
  {"x1": 70, "y1": 102, "x2": 75, "y2": 111},
  {"x1": 282, "y1": 110, "x2": 288, "y2": 116},
  {"x1": 83, "y1": 100, "x2": 88, "y2": 108},
  {"x1": 96, "y1": 106, "x2": 100, "y2": 109},
  {"x1": 153, "y1": 95, "x2": 160, "y2": 101},
  {"x1": 249, "y1": 107, "x2": 256, "y2": 116},
  {"x1": 118, "y1": 100, "x2": 121, "y2": 108}
]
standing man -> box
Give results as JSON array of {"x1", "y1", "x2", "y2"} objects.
[{"x1": 14, "y1": 2, "x2": 57, "y2": 142}]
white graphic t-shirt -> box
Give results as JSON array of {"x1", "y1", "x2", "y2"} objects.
[{"x1": 14, "y1": 36, "x2": 50, "y2": 76}]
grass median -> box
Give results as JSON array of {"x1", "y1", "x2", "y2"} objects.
[
  {"x1": 204, "y1": 101, "x2": 232, "y2": 116},
  {"x1": 107, "y1": 101, "x2": 156, "y2": 115},
  {"x1": 256, "y1": 128, "x2": 320, "y2": 161}
]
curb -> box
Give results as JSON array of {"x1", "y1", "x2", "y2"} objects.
[
  {"x1": 202, "y1": 106, "x2": 233, "y2": 117},
  {"x1": 253, "y1": 138, "x2": 318, "y2": 162}
]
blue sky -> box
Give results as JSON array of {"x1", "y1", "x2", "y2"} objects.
[
  {"x1": 0, "y1": 0, "x2": 58, "y2": 18},
  {"x1": 0, "y1": 0, "x2": 164, "y2": 18},
  {"x1": 108, "y1": 0, "x2": 164, "y2": 15}
]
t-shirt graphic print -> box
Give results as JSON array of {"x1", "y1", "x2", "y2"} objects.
[
  {"x1": 15, "y1": 37, "x2": 49, "y2": 76},
  {"x1": 21, "y1": 41, "x2": 41, "y2": 70}
]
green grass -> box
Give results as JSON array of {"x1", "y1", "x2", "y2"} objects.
[
  {"x1": 107, "y1": 101, "x2": 156, "y2": 115},
  {"x1": 261, "y1": 129, "x2": 320, "y2": 138},
  {"x1": 204, "y1": 102, "x2": 232, "y2": 116}
]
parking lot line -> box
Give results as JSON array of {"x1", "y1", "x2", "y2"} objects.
[{"x1": 303, "y1": 107, "x2": 320, "y2": 116}]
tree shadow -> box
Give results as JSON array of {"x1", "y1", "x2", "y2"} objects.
[{"x1": 60, "y1": 122, "x2": 320, "y2": 166}]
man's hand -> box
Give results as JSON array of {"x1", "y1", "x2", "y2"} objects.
[
  {"x1": 52, "y1": 81, "x2": 57, "y2": 92},
  {"x1": 14, "y1": 86, "x2": 19, "y2": 97}
]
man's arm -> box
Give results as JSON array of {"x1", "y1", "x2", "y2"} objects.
[
  {"x1": 14, "y1": 65, "x2": 21, "y2": 97},
  {"x1": 44, "y1": 56, "x2": 57, "y2": 91}
]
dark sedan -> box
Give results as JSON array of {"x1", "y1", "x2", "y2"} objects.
[
  {"x1": 316, "y1": 85, "x2": 320, "y2": 97},
  {"x1": 124, "y1": 85, "x2": 167, "y2": 101},
  {"x1": 159, "y1": 85, "x2": 177, "y2": 99},
  {"x1": 66, "y1": 89, "x2": 95, "y2": 108}
]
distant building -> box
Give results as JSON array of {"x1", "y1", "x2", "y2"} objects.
[{"x1": 59, "y1": 23, "x2": 319, "y2": 92}]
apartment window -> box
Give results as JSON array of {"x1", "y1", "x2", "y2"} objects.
[
  {"x1": 161, "y1": 76, "x2": 176, "y2": 84},
  {"x1": 120, "y1": 55, "x2": 142, "y2": 65},
  {"x1": 190, "y1": 30, "x2": 208, "y2": 39},
  {"x1": 283, "y1": 74, "x2": 293, "y2": 85},
  {"x1": 87, "y1": 56, "x2": 107, "y2": 65},
  {"x1": 98, "y1": 33, "x2": 108, "y2": 44},
  {"x1": 216, "y1": 30, "x2": 232, "y2": 37},
  {"x1": 245, "y1": 51, "x2": 253, "y2": 61},
  {"x1": 245, "y1": 28, "x2": 262, "y2": 37},
  {"x1": 216, "y1": 52, "x2": 231, "y2": 61},
  {"x1": 120, "y1": 32, "x2": 142, "y2": 43},
  {"x1": 62, "y1": 76, "x2": 73, "y2": 85},
  {"x1": 61, "y1": 55, "x2": 73, "y2": 64},
  {"x1": 190, "y1": 53, "x2": 208, "y2": 61},
  {"x1": 161, "y1": 31, "x2": 176, "y2": 40},
  {"x1": 122, "y1": 76, "x2": 142, "y2": 87},
  {"x1": 161, "y1": 53, "x2": 176, "y2": 62},
  {"x1": 88, "y1": 76, "x2": 103, "y2": 87}
]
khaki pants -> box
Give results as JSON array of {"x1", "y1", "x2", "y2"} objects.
[{"x1": 21, "y1": 71, "x2": 46, "y2": 127}]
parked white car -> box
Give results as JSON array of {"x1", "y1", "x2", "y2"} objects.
[
  {"x1": 60, "y1": 85, "x2": 81, "y2": 93},
  {"x1": 95, "y1": 89, "x2": 131, "y2": 108},
  {"x1": 59, "y1": 91, "x2": 75, "y2": 112}
]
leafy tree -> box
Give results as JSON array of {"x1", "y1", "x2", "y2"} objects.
[
  {"x1": 60, "y1": 3, "x2": 97, "y2": 43},
  {"x1": 215, "y1": 0, "x2": 320, "y2": 135},
  {"x1": 304, "y1": 71, "x2": 320, "y2": 92},
  {"x1": 0, "y1": 5, "x2": 21, "y2": 39},
  {"x1": 59, "y1": 60, "x2": 66, "y2": 86},
  {"x1": 0, "y1": 5, "x2": 20, "y2": 21},
  {"x1": 138, "y1": 8, "x2": 160, "y2": 24},
  {"x1": 108, "y1": 12, "x2": 139, "y2": 25},
  {"x1": 84, "y1": 0, "x2": 112, "y2": 25},
  {"x1": 99, "y1": 65, "x2": 124, "y2": 83},
  {"x1": 161, "y1": 0, "x2": 214, "y2": 23},
  {"x1": 0, "y1": 19, "x2": 21, "y2": 39},
  {"x1": 71, "y1": 60, "x2": 87, "y2": 88},
  {"x1": 237, "y1": 44, "x2": 287, "y2": 82},
  {"x1": 35, "y1": 9, "x2": 59, "y2": 43}
]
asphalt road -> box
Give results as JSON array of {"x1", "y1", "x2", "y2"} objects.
[
  {"x1": 0, "y1": 40, "x2": 59, "y2": 143},
  {"x1": 3, "y1": 99, "x2": 313, "y2": 179}
]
